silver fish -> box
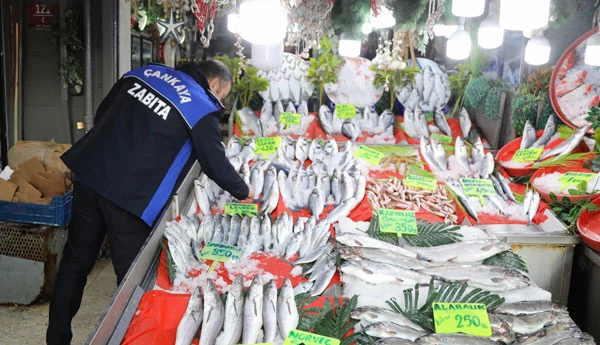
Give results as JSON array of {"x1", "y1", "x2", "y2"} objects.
[
  {"x1": 325, "y1": 197, "x2": 356, "y2": 224},
  {"x1": 260, "y1": 101, "x2": 274, "y2": 125},
  {"x1": 458, "y1": 107, "x2": 472, "y2": 139},
  {"x1": 221, "y1": 215, "x2": 232, "y2": 242},
  {"x1": 341, "y1": 259, "x2": 431, "y2": 285},
  {"x1": 262, "y1": 279, "x2": 278, "y2": 343},
  {"x1": 324, "y1": 138, "x2": 338, "y2": 156},
  {"x1": 402, "y1": 107, "x2": 419, "y2": 138},
  {"x1": 340, "y1": 173, "x2": 356, "y2": 202},
  {"x1": 309, "y1": 188, "x2": 324, "y2": 218},
  {"x1": 488, "y1": 313, "x2": 516, "y2": 344},
  {"x1": 259, "y1": 214, "x2": 272, "y2": 252},
  {"x1": 242, "y1": 274, "x2": 263, "y2": 344},
  {"x1": 351, "y1": 306, "x2": 424, "y2": 331},
  {"x1": 434, "y1": 107, "x2": 452, "y2": 136},
  {"x1": 220, "y1": 276, "x2": 244, "y2": 345},
  {"x1": 417, "y1": 333, "x2": 498, "y2": 345},
  {"x1": 342, "y1": 120, "x2": 360, "y2": 141},
  {"x1": 295, "y1": 137, "x2": 310, "y2": 164},
  {"x1": 237, "y1": 216, "x2": 251, "y2": 248},
  {"x1": 415, "y1": 106, "x2": 430, "y2": 138},
  {"x1": 454, "y1": 137, "x2": 471, "y2": 174},
  {"x1": 331, "y1": 169, "x2": 342, "y2": 205},
  {"x1": 374, "y1": 338, "x2": 417, "y2": 345},
  {"x1": 237, "y1": 107, "x2": 263, "y2": 137},
  {"x1": 227, "y1": 215, "x2": 242, "y2": 246},
  {"x1": 282, "y1": 136, "x2": 296, "y2": 162},
  {"x1": 422, "y1": 264, "x2": 530, "y2": 292},
  {"x1": 379, "y1": 109, "x2": 395, "y2": 130},
  {"x1": 338, "y1": 247, "x2": 430, "y2": 270},
  {"x1": 430, "y1": 138, "x2": 448, "y2": 170},
  {"x1": 531, "y1": 115, "x2": 556, "y2": 148},
  {"x1": 212, "y1": 223, "x2": 224, "y2": 244},
  {"x1": 250, "y1": 165, "x2": 265, "y2": 200},
  {"x1": 495, "y1": 301, "x2": 566, "y2": 315},
  {"x1": 478, "y1": 153, "x2": 494, "y2": 179},
  {"x1": 194, "y1": 179, "x2": 211, "y2": 216},
  {"x1": 496, "y1": 173, "x2": 517, "y2": 203},
  {"x1": 523, "y1": 190, "x2": 533, "y2": 216},
  {"x1": 175, "y1": 286, "x2": 203, "y2": 345},
  {"x1": 285, "y1": 231, "x2": 304, "y2": 259},
  {"x1": 471, "y1": 137, "x2": 485, "y2": 168},
  {"x1": 489, "y1": 175, "x2": 507, "y2": 201},
  {"x1": 527, "y1": 191, "x2": 541, "y2": 224},
  {"x1": 261, "y1": 174, "x2": 280, "y2": 215},
  {"x1": 199, "y1": 280, "x2": 224, "y2": 345},
  {"x1": 495, "y1": 311, "x2": 557, "y2": 335},
  {"x1": 420, "y1": 137, "x2": 443, "y2": 172},
  {"x1": 285, "y1": 101, "x2": 296, "y2": 114},
  {"x1": 309, "y1": 263, "x2": 336, "y2": 296},
  {"x1": 273, "y1": 100, "x2": 284, "y2": 122},
  {"x1": 336, "y1": 233, "x2": 417, "y2": 258},
  {"x1": 308, "y1": 139, "x2": 324, "y2": 163},
  {"x1": 405, "y1": 239, "x2": 511, "y2": 263},
  {"x1": 539, "y1": 125, "x2": 589, "y2": 160},
  {"x1": 298, "y1": 101, "x2": 309, "y2": 117},
  {"x1": 319, "y1": 105, "x2": 337, "y2": 135},
  {"x1": 226, "y1": 137, "x2": 242, "y2": 157},
  {"x1": 521, "y1": 120, "x2": 537, "y2": 150},
  {"x1": 365, "y1": 321, "x2": 427, "y2": 341},
  {"x1": 277, "y1": 278, "x2": 299, "y2": 338},
  {"x1": 201, "y1": 214, "x2": 214, "y2": 243},
  {"x1": 263, "y1": 166, "x2": 277, "y2": 198}
]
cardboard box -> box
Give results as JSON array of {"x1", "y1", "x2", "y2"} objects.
[
  {"x1": 8, "y1": 140, "x2": 71, "y2": 174},
  {"x1": 0, "y1": 179, "x2": 18, "y2": 201}
]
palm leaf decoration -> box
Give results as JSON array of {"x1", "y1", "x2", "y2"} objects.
[
  {"x1": 483, "y1": 251, "x2": 529, "y2": 273},
  {"x1": 532, "y1": 152, "x2": 595, "y2": 169},
  {"x1": 312, "y1": 295, "x2": 362, "y2": 345},
  {"x1": 386, "y1": 277, "x2": 505, "y2": 332},
  {"x1": 512, "y1": 174, "x2": 532, "y2": 185},
  {"x1": 161, "y1": 239, "x2": 176, "y2": 284},
  {"x1": 403, "y1": 221, "x2": 462, "y2": 247},
  {"x1": 295, "y1": 293, "x2": 326, "y2": 332},
  {"x1": 365, "y1": 214, "x2": 398, "y2": 245}
]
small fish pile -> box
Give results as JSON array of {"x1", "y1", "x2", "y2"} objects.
[
  {"x1": 257, "y1": 53, "x2": 314, "y2": 103},
  {"x1": 175, "y1": 276, "x2": 299, "y2": 345},
  {"x1": 277, "y1": 137, "x2": 354, "y2": 173},
  {"x1": 379, "y1": 154, "x2": 420, "y2": 174},
  {"x1": 318, "y1": 105, "x2": 395, "y2": 141},
  {"x1": 421, "y1": 136, "x2": 492, "y2": 179},
  {"x1": 517, "y1": 117, "x2": 588, "y2": 161},
  {"x1": 401, "y1": 106, "x2": 452, "y2": 139},
  {"x1": 396, "y1": 59, "x2": 451, "y2": 112},
  {"x1": 249, "y1": 160, "x2": 280, "y2": 215},
  {"x1": 365, "y1": 178, "x2": 458, "y2": 224},
  {"x1": 259, "y1": 100, "x2": 313, "y2": 136}
]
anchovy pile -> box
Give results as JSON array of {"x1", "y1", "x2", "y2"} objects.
[
  {"x1": 519, "y1": 117, "x2": 589, "y2": 161},
  {"x1": 175, "y1": 276, "x2": 299, "y2": 345},
  {"x1": 402, "y1": 106, "x2": 453, "y2": 140},
  {"x1": 366, "y1": 178, "x2": 458, "y2": 224},
  {"x1": 318, "y1": 105, "x2": 395, "y2": 140}
]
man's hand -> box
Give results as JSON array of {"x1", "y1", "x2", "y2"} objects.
[{"x1": 246, "y1": 184, "x2": 255, "y2": 200}]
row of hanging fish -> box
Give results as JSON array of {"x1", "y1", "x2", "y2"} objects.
[
  {"x1": 236, "y1": 100, "x2": 310, "y2": 137},
  {"x1": 318, "y1": 105, "x2": 395, "y2": 140},
  {"x1": 257, "y1": 53, "x2": 314, "y2": 103},
  {"x1": 520, "y1": 117, "x2": 588, "y2": 161},
  {"x1": 396, "y1": 59, "x2": 452, "y2": 112},
  {"x1": 175, "y1": 276, "x2": 299, "y2": 345}
]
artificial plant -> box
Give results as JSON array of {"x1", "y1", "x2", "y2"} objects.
[
  {"x1": 306, "y1": 36, "x2": 345, "y2": 106},
  {"x1": 448, "y1": 46, "x2": 487, "y2": 117},
  {"x1": 371, "y1": 64, "x2": 420, "y2": 111},
  {"x1": 214, "y1": 55, "x2": 268, "y2": 109},
  {"x1": 510, "y1": 68, "x2": 556, "y2": 135}
]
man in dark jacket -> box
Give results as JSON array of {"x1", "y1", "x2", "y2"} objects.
[{"x1": 46, "y1": 60, "x2": 252, "y2": 345}]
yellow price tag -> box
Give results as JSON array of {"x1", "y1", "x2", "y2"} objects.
[
  {"x1": 511, "y1": 148, "x2": 543, "y2": 162},
  {"x1": 460, "y1": 178, "x2": 496, "y2": 196},
  {"x1": 377, "y1": 209, "x2": 418, "y2": 235},
  {"x1": 255, "y1": 137, "x2": 281, "y2": 156},
  {"x1": 280, "y1": 112, "x2": 301, "y2": 125},
  {"x1": 558, "y1": 171, "x2": 596, "y2": 190},
  {"x1": 405, "y1": 174, "x2": 438, "y2": 191},
  {"x1": 354, "y1": 145, "x2": 384, "y2": 165},
  {"x1": 335, "y1": 104, "x2": 357, "y2": 119},
  {"x1": 432, "y1": 133, "x2": 453, "y2": 144},
  {"x1": 433, "y1": 303, "x2": 492, "y2": 337},
  {"x1": 283, "y1": 330, "x2": 340, "y2": 345},
  {"x1": 224, "y1": 203, "x2": 258, "y2": 216},
  {"x1": 198, "y1": 242, "x2": 242, "y2": 262}
]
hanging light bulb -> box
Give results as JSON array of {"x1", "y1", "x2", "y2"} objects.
[
  {"x1": 339, "y1": 38, "x2": 361, "y2": 58},
  {"x1": 227, "y1": 13, "x2": 239, "y2": 34},
  {"x1": 251, "y1": 42, "x2": 284, "y2": 70},
  {"x1": 361, "y1": 22, "x2": 373, "y2": 35},
  {"x1": 446, "y1": 26, "x2": 471, "y2": 60},
  {"x1": 500, "y1": 0, "x2": 525, "y2": 30},
  {"x1": 370, "y1": 6, "x2": 396, "y2": 29},
  {"x1": 433, "y1": 23, "x2": 458, "y2": 38},
  {"x1": 239, "y1": 0, "x2": 287, "y2": 44},
  {"x1": 525, "y1": 33, "x2": 551, "y2": 65},
  {"x1": 522, "y1": 0, "x2": 551, "y2": 31},
  {"x1": 478, "y1": 13, "x2": 504, "y2": 49},
  {"x1": 452, "y1": 0, "x2": 485, "y2": 18},
  {"x1": 585, "y1": 31, "x2": 600, "y2": 66}
]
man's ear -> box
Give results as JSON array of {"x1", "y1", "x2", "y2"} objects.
[{"x1": 208, "y1": 78, "x2": 220, "y2": 92}]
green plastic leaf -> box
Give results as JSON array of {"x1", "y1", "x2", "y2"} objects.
[
  {"x1": 403, "y1": 221, "x2": 463, "y2": 247},
  {"x1": 482, "y1": 251, "x2": 529, "y2": 273}
]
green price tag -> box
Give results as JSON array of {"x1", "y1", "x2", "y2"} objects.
[
  {"x1": 255, "y1": 137, "x2": 281, "y2": 156},
  {"x1": 198, "y1": 242, "x2": 242, "y2": 262},
  {"x1": 224, "y1": 203, "x2": 258, "y2": 216},
  {"x1": 511, "y1": 148, "x2": 543, "y2": 162},
  {"x1": 405, "y1": 174, "x2": 438, "y2": 191},
  {"x1": 460, "y1": 178, "x2": 496, "y2": 196},
  {"x1": 432, "y1": 133, "x2": 453, "y2": 144},
  {"x1": 371, "y1": 145, "x2": 418, "y2": 156},
  {"x1": 280, "y1": 112, "x2": 301, "y2": 125},
  {"x1": 377, "y1": 209, "x2": 418, "y2": 235},
  {"x1": 433, "y1": 303, "x2": 492, "y2": 337},
  {"x1": 283, "y1": 329, "x2": 340, "y2": 345},
  {"x1": 354, "y1": 145, "x2": 384, "y2": 165},
  {"x1": 335, "y1": 104, "x2": 357, "y2": 119},
  {"x1": 558, "y1": 171, "x2": 596, "y2": 190}
]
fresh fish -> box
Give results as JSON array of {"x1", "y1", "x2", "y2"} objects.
[
  {"x1": 417, "y1": 333, "x2": 498, "y2": 345},
  {"x1": 342, "y1": 120, "x2": 360, "y2": 141},
  {"x1": 319, "y1": 105, "x2": 337, "y2": 135},
  {"x1": 227, "y1": 215, "x2": 242, "y2": 246},
  {"x1": 471, "y1": 137, "x2": 484, "y2": 168},
  {"x1": 199, "y1": 280, "x2": 224, "y2": 345},
  {"x1": 323, "y1": 138, "x2": 338, "y2": 156},
  {"x1": 316, "y1": 173, "x2": 331, "y2": 203},
  {"x1": 250, "y1": 165, "x2": 265, "y2": 200},
  {"x1": 454, "y1": 137, "x2": 471, "y2": 173},
  {"x1": 341, "y1": 259, "x2": 431, "y2": 285},
  {"x1": 308, "y1": 188, "x2": 324, "y2": 218},
  {"x1": 340, "y1": 173, "x2": 356, "y2": 202},
  {"x1": 338, "y1": 247, "x2": 430, "y2": 270},
  {"x1": 325, "y1": 197, "x2": 356, "y2": 224},
  {"x1": 430, "y1": 138, "x2": 448, "y2": 170},
  {"x1": 237, "y1": 216, "x2": 251, "y2": 248},
  {"x1": 527, "y1": 191, "x2": 541, "y2": 224},
  {"x1": 260, "y1": 101, "x2": 274, "y2": 125},
  {"x1": 374, "y1": 338, "x2": 417, "y2": 345},
  {"x1": 226, "y1": 137, "x2": 242, "y2": 157},
  {"x1": 433, "y1": 107, "x2": 452, "y2": 136},
  {"x1": 531, "y1": 115, "x2": 557, "y2": 148},
  {"x1": 295, "y1": 137, "x2": 310, "y2": 164},
  {"x1": 336, "y1": 233, "x2": 417, "y2": 258},
  {"x1": 402, "y1": 107, "x2": 419, "y2": 138},
  {"x1": 523, "y1": 190, "x2": 533, "y2": 216},
  {"x1": 415, "y1": 106, "x2": 430, "y2": 138},
  {"x1": 379, "y1": 109, "x2": 395, "y2": 130},
  {"x1": 237, "y1": 107, "x2": 263, "y2": 137},
  {"x1": 489, "y1": 175, "x2": 507, "y2": 201},
  {"x1": 220, "y1": 276, "x2": 244, "y2": 345},
  {"x1": 273, "y1": 100, "x2": 284, "y2": 122},
  {"x1": 282, "y1": 136, "x2": 296, "y2": 162},
  {"x1": 351, "y1": 306, "x2": 424, "y2": 331},
  {"x1": 495, "y1": 301, "x2": 566, "y2": 315},
  {"x1": 277, "y1": 278, "x2": 299, "y2": 338},
  {"x1": 539, "y1": 125, "x2": 589, "y2": 160},
  {"x1": 262, "y1": 279, "x2": 278, "y2": 343},
  {"x1": 420, "y1": 137, "x2": 443, "y2": 172},
  {"x1": 521, "y1": 120, "x2": 537, "y2": 150},
  {"x1": 242, "y1": 275, "x2": 264, "y2": 344},
  {"x1": 285, "y1": 231, "x2": 304, "y2": 259},
  {"x1": 488, "y1": 313, "x2": 516, "y2": 344},
  {"x1": 221, "y1": 215, "x2": 232, "y2": 243},
  {"x1": 308, "y1": 139, "x2": 324, "y2": 163},
  {"x1": 458, "y1": 107, "x2": 472, "y2": 139},
  {"x1": 298, "y1": 101, "x2": 309, "y2": 117},
  {"x1": 478, "y1": 153, "x2": 494, "y2": 179},
  {"x1": 405, "y1": 239, "x2": 511, "y2": 263},
  {"x1": 261, "y1": 174, "x2": 280, "y2": 215},
  {"x1": 365, "y1": 321, "x2": 427, "y2": 341},
  {"x1": 496, "y1": 311, "x2": 557, "y2": 335},
  {"x1": 331, "y1": 169, "x2": 342, "y2": 205},
  {"x1": 175, "y1": 286, "x2": 203, "y2": 345},
  {"x1": 422, "y1": 264, "x2": 530, "y2": 292},
  {"x1": 285, "y1": 101, "x2": 296, "y2": 114},
  {"x1": 496, "y1": 173, "x2": 517, "y2": 203},
  {"x1": 293, "y1": 280, "x2": 314, "y2": 295},
  {"x1": 194, "y1": 179, "x2": 211, "y2": 216},
  {"x1": 309, "y1": 263, "x2": 336, "y2": 296},
  {"x1": 212, "y1": 223, "x2": 224, "y2": 244}
]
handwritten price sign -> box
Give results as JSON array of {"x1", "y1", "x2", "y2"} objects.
[
  {"x1": 255, "y1": 137, "x2": 281, "y2": 156},
  {"x1": 433, "y1": 303, "x2": 492, "y2": 337},
  {"x1": 335, "y1": 104, "x2": 357, "y2": 119},
  {"x1": 283, "y1": 330, "x2": 340, "y2": 345},
  {"x1": 405, "y1": 174, "x2": 438, "y2": 191},
  {"x1": 378, "y1": 209, "x2": 418, "y2": 235},
  {"x1": 558, "y1": 172, "x2": 596, "y2": 190},
  {"x1": 280, "y1": 112, "x2": 301, "y2": 125},
  {"x1": 432, "y1": 133, "x2": 453, "y2": 144},
  {"x1": 511, "y1": 148, "x2": 543, "y2": 162},
  {"x1": 354, "y1": 145, "x2": 384, "y2": 165},
  {"x1": 224, "y1": 203, "x2": 258, "y2": 216},
  {"x1": 198, "y1": 242, "x2": 242, "y2": 262},
  {"x1": 460, "y1": 178, "x2": 496, "y2": 196}
]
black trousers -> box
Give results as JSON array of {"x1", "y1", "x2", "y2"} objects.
[{"x1": 47, "y1": 181, "x2": 151, "y2": 345}]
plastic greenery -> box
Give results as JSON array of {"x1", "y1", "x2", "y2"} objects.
[
  {"x1": 386, "y1": 277, "x2": 505, "y2": 332},
  {"x1": 312, "y1": 295, "x2": 363, "y2": 345},
  {"x1": 531, "y1": 152, "x2": 594, "y2": 169},
  {"x1": 463, "y1": 76, "x2": 491, "y2": 109},
  {"x1": 482, "y1": 251, "x2": 529, "y2": 273},
  {"x1": 549, "y1": 192, "x2": 600, "y2": 231},
  {"x1": 371, "y1": 65, "x2": 420, "y2": 111},
  {"x1": 330, "y1": 0, "x2": 370, "y2": 40},
  {"x1": 403, "y1": 221, "x2": 462, "y2": 247},
  {"x1": 295, "y1": 293, "x2": 325, "y2": 332},
  {"x1": 484, "y1": 83, "x2": 506, "y2": 119},
  {"x1": 307, "y1": 36, "x2": 345, "y2": 106},
  {"x1": 511, "y1": 92, "x2": 540, "y2": 136},
  {"x1": 233, "y1": 66, "x2": 269, "y2": 108},
  {"x1": 448, "y1": 48, "x2": 487, "y2": 117}
]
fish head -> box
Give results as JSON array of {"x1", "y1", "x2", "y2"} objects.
[
  {"x1": 261, "y1": 102, "x2": 273, "y2": 115},
  {"x1": 244, "y1": 138, "x2": 256, "y2": 150},
  {"x1": 275, "y1": 100, "x2": 284, "y2": 112}
]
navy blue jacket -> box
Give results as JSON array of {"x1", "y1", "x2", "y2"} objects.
[{"x1": 62, "y1": 64, "x2": 248, "y2": 226}]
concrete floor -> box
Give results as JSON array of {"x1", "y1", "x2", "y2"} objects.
[{"x1": 0, "y1": 257, "x2": 117, "y2": 345}]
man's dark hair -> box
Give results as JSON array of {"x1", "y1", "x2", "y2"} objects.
[{"x1": 177, "y1": 59, "x2": 232, "y2": 86}]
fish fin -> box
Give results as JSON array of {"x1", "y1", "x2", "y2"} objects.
[
  {"x1": 395, "y1": 277, "x2": 405, "y2": 283},
  {"x1": 448, "y1": 256, "x2": 459, "y2": 262},
  {"x1": 254, "y1": 299, "x2": 259, "y2": 316},
  {"x1": 481, "y1": 244, "x2": 493, "y2": 251},
  {"x1": 363, "y1": 268, "x2": 374, "y2": 275}
]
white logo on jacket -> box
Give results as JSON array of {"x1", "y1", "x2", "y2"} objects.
[
  {"x1": 127, "y1": 82, "x2": 172, "y2": 120},
  {"x1": 143, "y1": 69, "x2": 192, "y2": 104}
]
